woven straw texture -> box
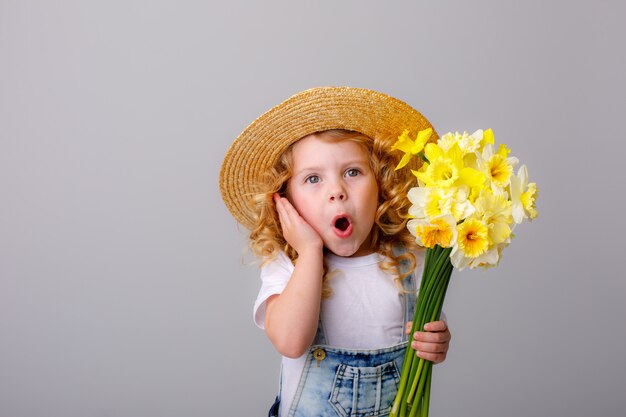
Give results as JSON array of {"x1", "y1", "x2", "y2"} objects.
[{"x1": 219, "y1": 86, "x2": 438, "y2": 230}]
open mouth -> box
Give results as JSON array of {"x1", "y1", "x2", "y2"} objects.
[
  {"x1": 335, "y1": 216, "x2": 350, "y2": 231},
  {"x1": 332, "y1": 215, "x2": 353, "y2": 238}
]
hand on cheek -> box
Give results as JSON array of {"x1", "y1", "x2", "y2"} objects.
[
  {"x1": 405, "y1": 320, "x2": 451, "y2": 364},
  {"x1": 273, "y1": 193, "x2": 323, "y2": 254}
]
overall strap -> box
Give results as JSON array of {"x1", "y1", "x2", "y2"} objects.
[
  {"x1": 394, "y1": 245, "x2": 417, "y2": 343},
  {"x1": 400, "y1": 265, "x2": 416, "y2": 343},
  {"x1": 313, "y1": 316, "x2": 328, "y2": 345}
]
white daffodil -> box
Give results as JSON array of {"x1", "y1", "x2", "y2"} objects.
[
  {"x1": 509, "y1": 164, "x2": 539, "y2": 224},
  {"x1": 437, "y1": 132, "x2": 461, "y2": 152},
  {"x1": 408, "y1": 186, "x2": 475, "y2": 223},
  {"x1": 407, "y1": 186, "x2": 429, "y2": 220},
  {"x1": 458, "y1": 129, "x2": 483, "y2": 154},
  {"x1": 468, "y1": 246, "x2": 501, "y2": 269},
  {"x1": 439, "y1": 130, "x2": 484, "y2": 155}
]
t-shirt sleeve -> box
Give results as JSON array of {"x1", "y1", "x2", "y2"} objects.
[{"x1": 252, "y1": 251, "x2": 294, "y2": 329}]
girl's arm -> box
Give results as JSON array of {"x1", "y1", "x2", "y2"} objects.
[{"x1": 264, "y1": 195, "x2": 324, "y2": 358}]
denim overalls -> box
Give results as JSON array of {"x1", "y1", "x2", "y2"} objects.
[{"x1": 268, "y1": 256, "x2": 417, "y2": 417}]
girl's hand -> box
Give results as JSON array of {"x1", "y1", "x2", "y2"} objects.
[
  {"x1": 273, "y1": 193, "x2": 323, "y2": 255},
  {"x1": 405, "y1": 320, "x2": 451, "y2": 364}
]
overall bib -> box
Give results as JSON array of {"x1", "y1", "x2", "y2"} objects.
[{"x1": 268, "y1": 259, "x2": 416, "y2": 417}]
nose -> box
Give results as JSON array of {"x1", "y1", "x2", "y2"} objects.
[
  {"x1": 329, "y1": 182, "x2": 346, "y2": 202},
  {"x1": 330, "y1": 192, "x2": 345, "y2": 201}
]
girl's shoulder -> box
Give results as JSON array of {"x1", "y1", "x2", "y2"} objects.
[{"x1": 259, "y1": 249, "x2": 294, "y2": 275}]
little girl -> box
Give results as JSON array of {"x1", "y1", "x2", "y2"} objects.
[{"x1": 220, "y1": 87, "x2": 451, "y2": 417}]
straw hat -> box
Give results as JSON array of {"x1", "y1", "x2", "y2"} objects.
[{"x1": 219, "y1": 86, "x2": 438, "y2": 230}]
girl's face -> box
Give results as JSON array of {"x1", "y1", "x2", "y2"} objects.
[{"x1": 286, "y1": 134, "x2": 379, "y2": 257}]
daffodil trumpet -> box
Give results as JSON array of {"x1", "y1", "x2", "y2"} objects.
[{"x1": 389, "y1": 127, "x2": 538, "y2": 417}]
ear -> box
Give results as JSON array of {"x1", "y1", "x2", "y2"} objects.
[{"x1": 282, "y1": 181, "x2": 294, "y2": 202}]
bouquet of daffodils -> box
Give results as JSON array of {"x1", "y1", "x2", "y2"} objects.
[{"x1": 390, "y1": 128, "x2": 538, "y2": 417}]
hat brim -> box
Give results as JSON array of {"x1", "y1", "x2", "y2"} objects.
[{"x1": 219, "y1": 86, "x2": 438, "y2": 230}]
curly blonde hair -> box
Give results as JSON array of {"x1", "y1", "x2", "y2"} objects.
[{"x1": 248, "y1": 129, "x2": 422, "y2": 296}]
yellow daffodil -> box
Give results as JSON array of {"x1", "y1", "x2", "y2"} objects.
[
  {"x1": 456, "y1": 218, "x2": 490, "y2": 258},
  {"x1": 480, "y1": 143, "x2": 518, "y2": 189},
  {"x1": 510, "y1": 164, "x2": 539, "y2": 223},
  {"x1": 521, "y1": 184, "x2": 538, "y2": 217},
  {"x1": 391, "y1": 128, "x2": 433, "y2": 170},
  {"x1": 412, "y1": 143, "x2": 486, "y2": 190},
  {"x1": 473, "y1": 189, "x2": 512, "y2": 245},
  {"x1": 415, "y1": 157, "x2": 459, "y2": 189},
  {"x1": 407, "y1": 215, "x2": 457, "y2": 248},
  {"x1": 450, "y1": 218, "x2": 491, "y2": 270},
  {"x1": 481, "y1": 128, "x2": 494, "y2": 150}
]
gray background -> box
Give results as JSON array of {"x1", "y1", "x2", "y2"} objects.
[{"x1": 1, "y1": 1, "x2": 625, "y2": 416}]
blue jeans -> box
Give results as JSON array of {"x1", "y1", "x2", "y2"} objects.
[{"x1": 285, "y1": 342, "x2": 407, "y2": 417}]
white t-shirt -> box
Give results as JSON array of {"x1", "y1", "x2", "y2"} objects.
[{"x1": 253, "y1": 249, "x2": 425, "y2": 416}]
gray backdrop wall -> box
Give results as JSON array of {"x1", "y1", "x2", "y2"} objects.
[{"x1": 1, "y1": 1, "x2": 625, "y2": 416}]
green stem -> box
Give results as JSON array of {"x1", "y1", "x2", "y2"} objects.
[
  {"x1": 417, "y1": 260, "x2": 453, "y2": 417},
  {"x1": 423, "y1": 247, "x2": 432, "y2": 277},
  {"x1": 406, "y1": 357, "x2": 424, "y2": 403},
  {"x1": 392, "y1": 245, "x2": 453, "y2": 417},
  {"x1": 416, "y1": 247, "x2": 450, "y2": 332},
  {"x1": 423, "y1": 365, "x2": 432, "y2": 417},
  {"x1": 431, "y1": 261, "x2": 453, "y2": 322},
  {"x1": 407, "y1": 249, "x2": 452, "y2": 403},
  {"x1": 392, "y1": 247, "x2": 438, "y2": 417},
  {"x1": 409, "y1": 362, "x2": 431, "y2": 417},
  {"x1": 407, "y1": 260, "x2": 449, "y2": 403},
  {"x1": 404, "y1": 249, "x2": 447, "y2": 404}
]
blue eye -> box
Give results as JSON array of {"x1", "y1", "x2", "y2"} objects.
[
  {"x1": 346, "y1": 168, "x2": 360, "y2": 177},
  {"x1": 305, "y1": 175, "x2": 320, "y2": 184}
]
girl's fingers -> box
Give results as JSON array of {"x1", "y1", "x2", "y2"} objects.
[
  {"x1": 415, "y1": 350, "x2": 447, "y2": 364},
  {"x1": 411, "y1": 340, "x2": 449, "y2": 354},
  {"x1": 407, "y1": 321, "x2": 449, "y2": 335},
  {"x1": 281, "y1": 197, "x2": 296, "y2": 213},
  {"x1": 274, "y1": 195, "x2": 288, "y2": 225},
  {"x1": 413, "y1": 330, "x2": 450, "y2": 343},
  {"x1": 274, "y1": 194, "x2": 295, "y2": 223},
  {"x1": 405, "y1": 321, "x2": 413, "y2": 334},
  {"x1": 274, "y1": 194, "x2": 299, "y2": 223},
  {"x1": 423, "y1": 320, "x2": 448, "y2": 332},
  {"x1": 412, "y1": 321, "x2": 451, "y2": 365}
]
